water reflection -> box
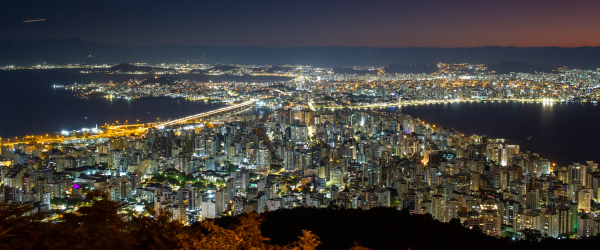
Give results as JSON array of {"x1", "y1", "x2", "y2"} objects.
[{"x1": 384, "y1": 102, "x2": 600, "y2": 165}]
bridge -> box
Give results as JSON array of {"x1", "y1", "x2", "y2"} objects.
[
  {"x1": 155, "y1": 99, "x2": 257, "y2": 128},
  {"x1": 0, "y1": 100, "x2": 256, "y2": 146},
  {"x1": 273, "y1": 88, "x2": 291, "y2": 96}
]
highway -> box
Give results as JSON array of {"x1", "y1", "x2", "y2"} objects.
[
  {"x1": 273, "y1": 88, "x2": 291, "y2": 96},
  {"x1": 314, "y1": 98, "x2": 562, "y2": 110},
  {"x1": 5, "y1": 97, "x2": 555, "y2": 146},
  {"x1": 0, "y1": 100, "x2": 256, "y2": 147},
  {"x1": 155, "y1": 99, "x2": 257, "y2": 128}
]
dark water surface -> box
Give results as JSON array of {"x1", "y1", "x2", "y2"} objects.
[
  {"x1": 0, "y1": 70, "x2": 291, "y2": 138},
  {"x1": 381, "y1": 102, "x2": 600, "y2": 166},
  {"x1": 1, "y1": 70, "x2": 598, "y2": 166}
]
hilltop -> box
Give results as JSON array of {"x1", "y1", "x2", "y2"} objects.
[{"x1": 2, "y1": 38, "x2": 600, "y2": 69}]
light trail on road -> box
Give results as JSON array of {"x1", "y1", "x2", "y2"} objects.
[{"x1": 155, "y1": 99, "x2": 257, "y2": 128}]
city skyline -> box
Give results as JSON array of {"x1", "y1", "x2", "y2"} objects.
[
  {"x1": 3, "y1": 0, "x2": 600, "y2": 248},
  {"x1": 3, "y1": 64, "x2": 600, "y2": 242}
]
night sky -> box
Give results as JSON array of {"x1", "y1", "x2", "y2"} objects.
[{"x1": 2, "y1": 0, "x2": 600, "y2": 48}]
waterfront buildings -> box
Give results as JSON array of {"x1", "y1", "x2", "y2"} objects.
[{"x1": 2, "y1": 62, "x2": 600, "y2": 240}]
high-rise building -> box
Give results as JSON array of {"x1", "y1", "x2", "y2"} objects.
[
  {"x1": 525, "y1": 189, "x2": 540, "y2": 210},
  {"x1": 429, "y1": 195, "x2": 446, "y2": 222},
  {"x1": 577, "y1": 213, "x2": 596, "y2": 238},
  {"x1": 480, "y1": 201, "x2": 502, "y2": 237},
  {"x1": 578, "y1": 188, "x2": 593, "y2": 212}
]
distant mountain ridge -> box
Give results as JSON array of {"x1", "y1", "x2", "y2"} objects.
[
  {"x1": 488, "y1": 61, "x2": 555, "y2": 74},
  {"x1": 2, "y1": 38, "x2": 600, "y2": 69},
  {"x1": 385, "y1": 63, "x2": 438, "y2": 74},
  {"x1": 109, "y1": 63, "x2": 155, "y2": 72}
]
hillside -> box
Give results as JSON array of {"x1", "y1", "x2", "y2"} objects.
[
  {"x1": 488, "y1": 61, "x2": 556, "y2": 74},
  {"x1": 140, "y1": 76, "x2": 176, "y2": 85},
  {"x1": 333, "y1": 68, "x2": 379, "y2": 75},
  {"x1": 384, "y1": 63, "x2": 438, "y2": 74},
  {"x1": 108, "y1": 63, "x2": 155, "y2": 72},
  {"x1": 3, "y1": 38, "x2": 600, "y2": 68},
  {"x1": 2, "y1": 199, "x2": 600, "y2": 250},
  {"x1": 228, "y1": 208, "x2": 600, "y2": 250}
]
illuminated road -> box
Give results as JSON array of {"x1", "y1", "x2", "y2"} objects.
[
  {"x1": 155, "y1": 99, "x2": 257, "y2": 128},
  {"x1": 308, "y1": 100, "x2": 316, "y2": 111},
  {"x1": 273, "y1": 88, "x2": 291, "y2": 96},
  {"x1": 1, "y1": 97, "x2": 557, "y2": 146},
  {"x1": 1, "y1": 101, "x2": 256, "y2": 146},
  {"x1": 317, "y1": 98, "x2": 560, "y2": 110}
]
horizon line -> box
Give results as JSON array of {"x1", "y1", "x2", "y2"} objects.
[{"x1": 2, "y1": 37, "x2": 600, "y2": 49}]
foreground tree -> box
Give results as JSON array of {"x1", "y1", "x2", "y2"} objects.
[{"x1": 177, "y1": 212, "x2": 321, "y2": 250}]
